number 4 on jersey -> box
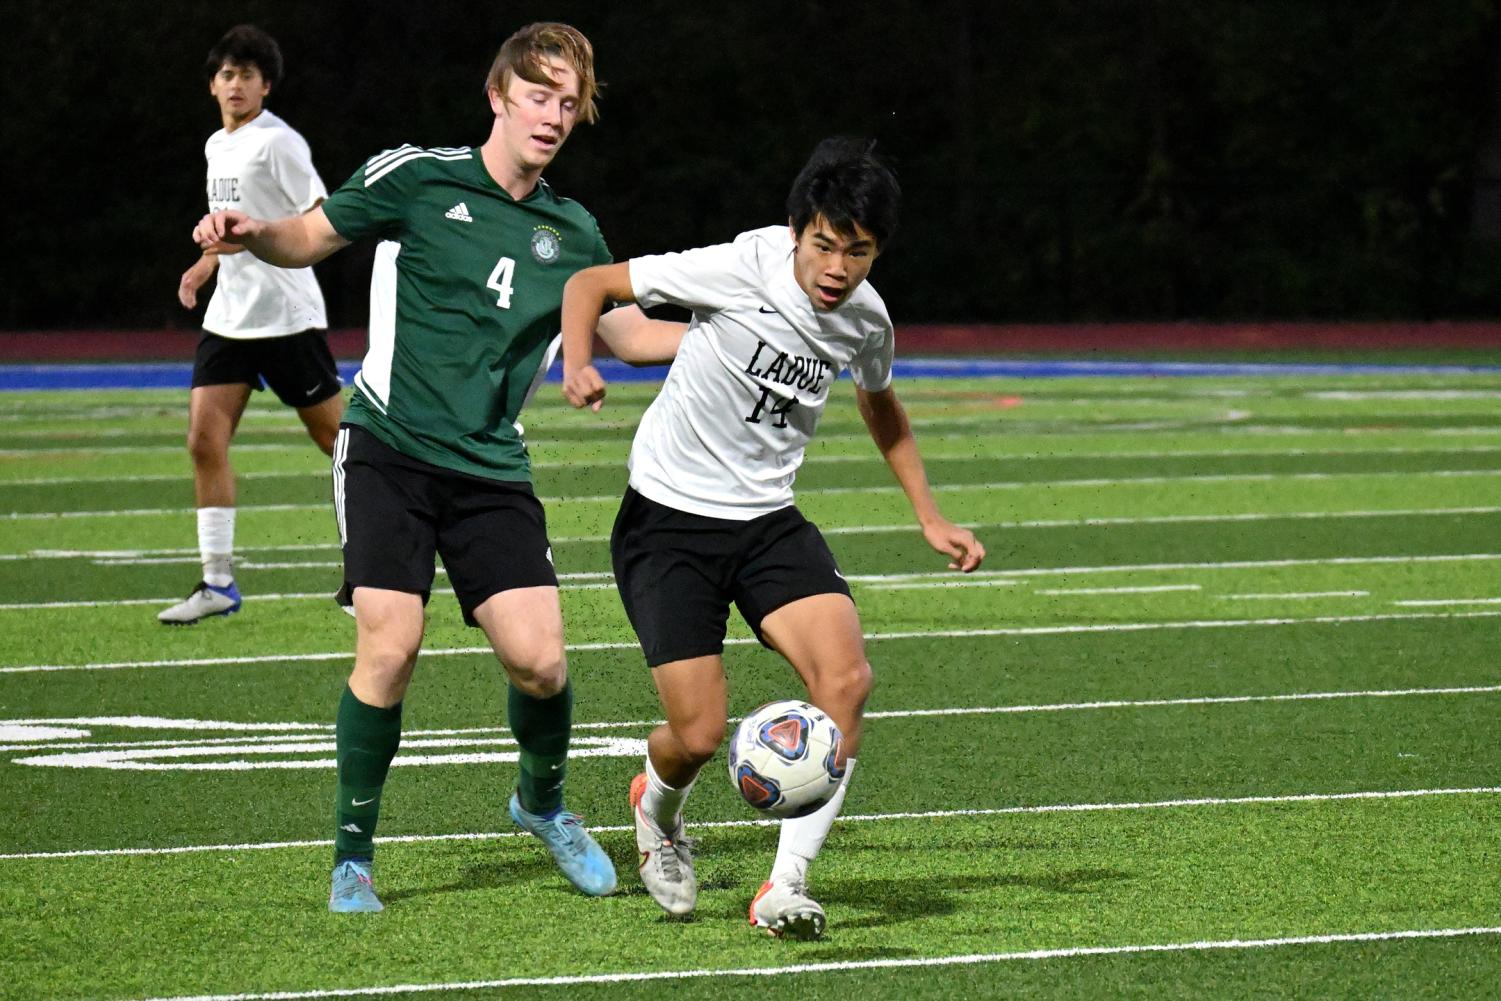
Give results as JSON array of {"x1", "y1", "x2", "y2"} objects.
[
  {"x1": 746, "y1": 387, "x2": 796, "y2": 428},
  {"x1": 487, "y1": 256, "x2": 516, "y2": 308}
]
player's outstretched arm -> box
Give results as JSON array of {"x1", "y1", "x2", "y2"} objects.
[
  {"x1": 191, "y1": 206, "x2": 348, "y2": 269},
  {"x1": 857, "y1": 385, "x2": 986, "y2": 572},
  {"x1": 560, "y1": 262, "x2": 637, "y2": 411},
  {"x1": 595, "y1": 305, "x2": 686, "y2": 366}
]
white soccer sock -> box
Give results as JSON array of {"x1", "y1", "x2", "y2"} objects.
[
  {"x1": 641, "y1": 753, "x2": 694, "y2": 834},
  {"x1": 769, "y1": 758, "x2": 857, "y2": 885},
  {"x1": 197, "y1": 506, "x2": 235, "y2": 587}
]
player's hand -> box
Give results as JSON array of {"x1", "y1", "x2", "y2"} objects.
[
  {"x1": 192, "y1": 210, "x2": 259, "y2": 250},
  {"x1": 922, "y1": 519, "x2": 986, "y2": 572},
  {"x1": 562, "y1": 363, "x2": 608, "y2": 412},
  {"x1": 176, "y1": 257, "x2": 215, "y2": 310}
]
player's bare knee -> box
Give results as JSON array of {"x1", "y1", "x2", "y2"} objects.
[
  {"x1": 823, "y1": 658, "x2": 873, "y2": 715},
  {"x1": 505, "y1": 654, "x2": 568, "y2": 698},
  {"x1": 674, "y1": 718, "x2": 726, "y2": 765},
  {"x1": 185, "y1": 426, "x2": 227, "y2": 467},
  {"x1": 349, "y1": 645, "x2": 416, "y2": 705}
]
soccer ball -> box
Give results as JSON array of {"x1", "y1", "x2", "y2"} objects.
[{"x1": 727, "y1": 699, "x2": 844, "y2": 819}]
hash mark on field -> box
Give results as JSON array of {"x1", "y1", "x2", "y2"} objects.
[
  {"x1": 1036, "y1": 584, "x2": 1202, "y2": 596},
  {"x1": 1391, "y1": 597, "x2": 1501, "y2": 607},
  {"x1": 866, "y1": 579, "x2": 1020, "y2": 590},
  {"x1": 5, "y1": 786, "x2": 1497, "y2": 861},
  {"x1": 1223, "y1": 591, "x2": 1370, "y2": 600}
]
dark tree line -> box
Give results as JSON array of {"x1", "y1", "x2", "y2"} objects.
[{"x1": 4, "y1": 0, "x2": 1500, "y2": 328}]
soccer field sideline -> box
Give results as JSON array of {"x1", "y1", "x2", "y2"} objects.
[{"x1": 114, "y1": 925, "x2": 1501, "y2": 1001}]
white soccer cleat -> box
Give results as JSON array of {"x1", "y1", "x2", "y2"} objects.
[
  {"x1": 157, "y1": 581, "x2": 242, "y2": 625},
  {"x1": 749, "y1": 878, "x2": 826, "y2": 940},
  {"x1": 629, "y1": 772, "x2": 697, "y2": 916}
]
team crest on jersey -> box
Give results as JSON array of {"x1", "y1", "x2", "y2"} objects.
[{"x1": 530, "y1": 225, "x2": 562, "y2": 264}]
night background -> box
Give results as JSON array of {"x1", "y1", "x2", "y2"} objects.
[{"x1": 5, "y1": 0, "x2": 1501, "y2": 333}]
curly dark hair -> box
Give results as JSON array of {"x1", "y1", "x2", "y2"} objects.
[{"x1": 204, "y1": 25, "x2": 284, "y2": 88}]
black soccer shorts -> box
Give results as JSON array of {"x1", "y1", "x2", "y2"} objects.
[
  {"x1": 332, "y1": 425, "x2": 557, "y2": 626},
  {"x1": 609, "y1": 486, "x2": 853, "y2": 667},
  {"x1": 192, "y1": 330, "x2": 341, "y2": 408}
]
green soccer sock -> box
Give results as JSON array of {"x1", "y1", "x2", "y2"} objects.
[
  {"x1": 508, "y1": 681, "x2": 572, "y2": 817},
  {"x1": 333, "y1": 686, "x2": 402, "y2": 863}
]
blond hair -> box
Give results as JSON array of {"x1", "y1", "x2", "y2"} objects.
[{"x1": 485, "y1": 22, "x2": 599, "y2": 124}]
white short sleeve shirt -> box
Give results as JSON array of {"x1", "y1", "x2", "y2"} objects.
[
  {"x1": 627, "y1": 225, "x2": 894, "y2": 519},
  {"x1": 202, "y1": 110, "x2": 328, "y2": 339}
]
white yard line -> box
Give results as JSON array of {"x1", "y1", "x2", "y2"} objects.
[
  {"x1": 7, "y1": 423, "x2": 1501, "y2": 457},
  {"x1": 4, "y1": 551, "x2": 1500, "y2": 611},
  {"x1": 1036, "y1": 585, "x2": 1202, "y2": 596},
  {"x1": 5, "y1": 785, "x2": 1497, "y2": 863},
  {"x1": 857, "y1": 552, "x2": 1501, "y2": 582},
  {"x1": 6, "y1": 469, "x2": 1501, "y2": 520},
  {"x1": 5, "y1": 683, "x2": 1493, "y2": 752},
  {"x1": 5, "y1": 443, "x2": 1500, "y2": 485},
  {"x1": 118, "y1": 926, "x2": 1501, "y2": 1001},
  {"x1": 866, "y1": 579, "x2": 1021, "y2": 590},
  {"x1": 5, "y1": 610, "x2": 1501, "y2": 674},
  {"x1": 4, "y1": 507, "x2": 1500, "y2": 561},
  {"x1": 1391, "y1": 597, "x2": 1501, "y2": 607},
  {"x1": 0, "y1": 443, "x2": 296, "y2": 458},
  {"x1": 1223, "y1": 591, "x2": 1370, "y2": 600}
]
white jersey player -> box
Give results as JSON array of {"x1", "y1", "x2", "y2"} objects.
[
  {"x1": 201, "y1": 107, "x2": 327, "y2": 338},
  {"x1": 161, "y1": 25, "x2": 345, "y2": 626},
  {"x1": 560, "y1": 137, "x2": 986, "y2": 938}
]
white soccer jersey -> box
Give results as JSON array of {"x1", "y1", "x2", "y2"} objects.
[
  {"x1": 202, "y1": 110, "x2": 328, "y2": 339},
  {"x1": 627, "y1": 225, "x2": 894, "y2": 519}
]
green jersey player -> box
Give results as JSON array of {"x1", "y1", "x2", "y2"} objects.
[{"x1": 192, "y1": 22, "x2": 682, "y2": 913}]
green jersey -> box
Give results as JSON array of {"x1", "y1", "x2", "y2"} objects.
[{"x1": 322, "y1": 145, "x2": 611, "y2": 482}]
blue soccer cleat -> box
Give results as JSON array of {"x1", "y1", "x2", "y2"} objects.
[
  {"x1": 157, "y1": 580, "x2": 242, "y2": 625},
  {"x1": 328, "y1": 858, "x2": 384, "y2": 913},
  {"x1": 508, "y1": 792, "x2": 617, "y2": 897}
]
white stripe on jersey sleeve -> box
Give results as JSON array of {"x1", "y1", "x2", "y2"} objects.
[
  {"x1": 363, "y1": 144, "x2": 419, "y2": 171},
  {"x1": 364, "y1": 148, "x2": 473, "y2": 187}
]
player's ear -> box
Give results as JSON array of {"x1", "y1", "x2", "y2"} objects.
[
  {"x1": 788, "y1": 218, "x2": 798, "y2": 243},
  {"x1": 487, "y1": 86, "x2": 507, "y2": 117}
]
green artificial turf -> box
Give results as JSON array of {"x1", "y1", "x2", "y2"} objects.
[{"x1": 1, "y1": 371, "x2": 1499, "y2": 999}]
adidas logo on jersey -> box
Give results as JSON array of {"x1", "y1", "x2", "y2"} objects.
[{"x1": 445, "y1": 202, "x2": 473, "y2": 222}]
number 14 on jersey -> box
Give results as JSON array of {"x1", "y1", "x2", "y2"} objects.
[{"x1": 746, "y1": 388, "x2": 796, "y2": 428}]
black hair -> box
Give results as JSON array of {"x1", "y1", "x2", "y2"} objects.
[
  {"x1": 785, "y1": 137, "x2": 901, "y2": 247},
  {"x1": 204, "y1": 25, "x2": 284, "y2": 88}
]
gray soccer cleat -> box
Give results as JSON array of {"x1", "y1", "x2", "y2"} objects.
[
  {"x1": 157, "y1": 581, "x2": 242, "y2": 624},
  {"x1": 629, "y1": 772, "x2": 697, "y2": 916},
  {"x1": 749, "y1": 878, "x2": 826, "y2": 940}
]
